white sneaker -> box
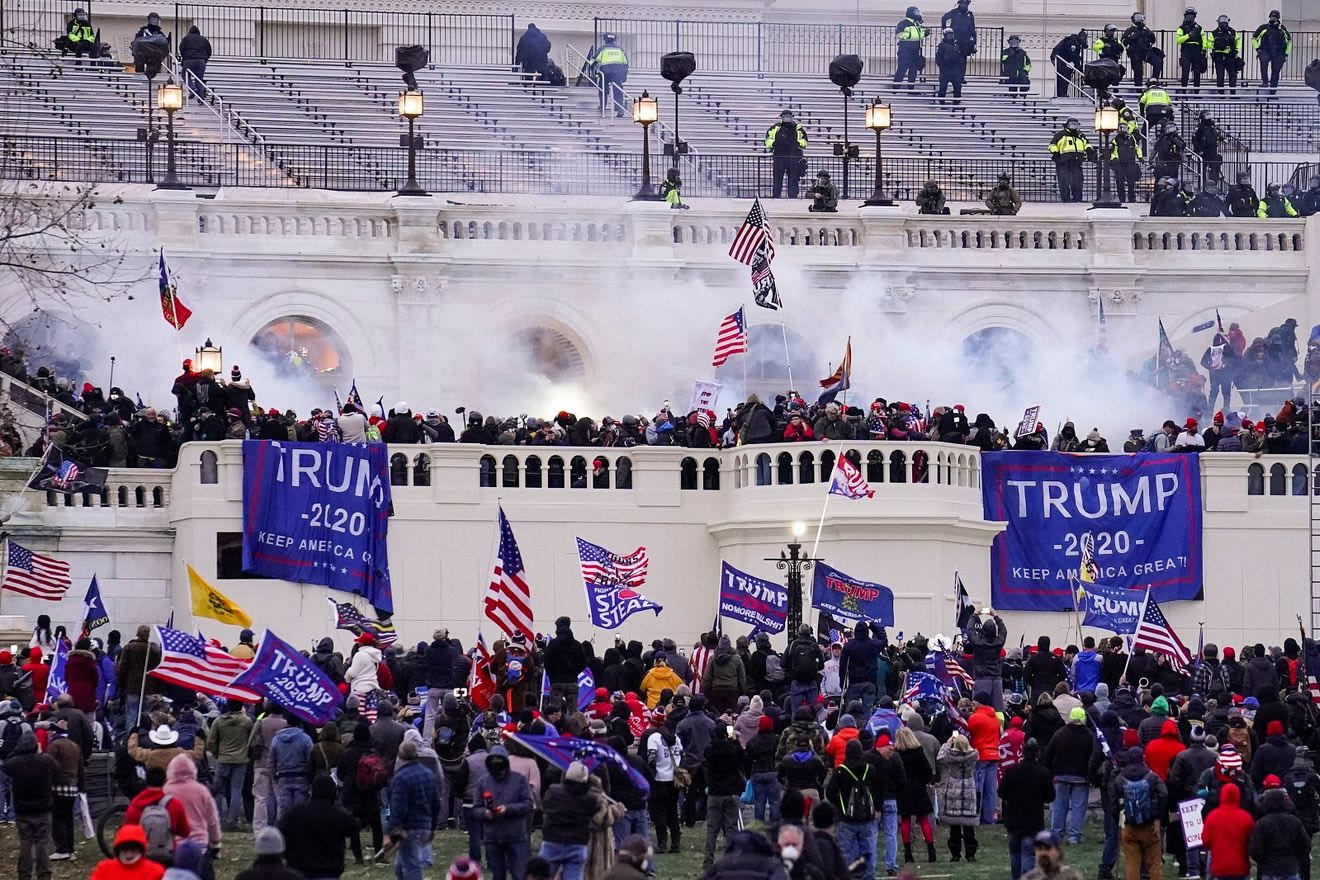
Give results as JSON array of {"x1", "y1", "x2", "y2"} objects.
[{"x1": 49, "y1": 852, "x2": 73, "y2": 861}]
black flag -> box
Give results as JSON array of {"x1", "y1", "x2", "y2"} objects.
[
  {"x1": 751, "y1": 242, "x2": 781, "y2": 310},
  {"x1": 955, "y1": 574, "x2": 975, "y2": 633},
  {"x1": 26, "y1": 447, "x2": 108, "y2": 495}
]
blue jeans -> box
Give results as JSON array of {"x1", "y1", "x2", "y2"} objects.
[
  {"x1": 881, "y1": 799, "x2": 899, "y2": 872},
  {"x1": 974, "y1": 760, "x2": 999, "y2": 824},
  {"x1": 538, "y1": 841, "x2": 588, "y2": 880},
  {"x1": 613, "y1": 807, "x2": 649, "y2": 850},
  {"x1": 122, "y1": 693, "x2": 143, "y2": 731},
  {"x1": 0, "y1": 765, "x2": 12, "y2": 821},
  {"x1": 1100, "y1": 805, "x2": 1119, "y2": 877},
  {"x1": 599, "y1": 67, "x2": 627, "y2": 116},
  {"x1": 788, "y1": 681, "x2": 818, "y2": 715},
  {"x1": 1051, "y1": 778, "x2": 1088, "y2": 842},
  {"x1": 1007, "y1": 831, "x2": 1035, "y2": 880},
  {"x1": 212, "y1": 762, "x2": 248, "y2": 827},
  {"x1": 465, "y1": 810, "x2": 483, "y2": 863},
  {"x1": 844, "y1": 681, "x2": 878, "y2": 719},
  {"x1": 751, "y1": 771, "x2": 782, "y2": 822},
  {"x1": 486, "y1": 838, "x2": 529, "y2": 880},
  {"x1": 837, "y1": 819, "x2": 877, "y2": 880},
  {"x1": 393, "y1": 829, "x2": 431, "y2": 880},
  {"x1": 275, "y1": 776, "x2": 309, "y2": 822}
]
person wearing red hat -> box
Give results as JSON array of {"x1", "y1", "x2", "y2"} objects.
[
  {"x1": 1175, "y1": 418, "x2": 1206, "y2": 450},
  {"x1": 1250, "y1": 719, "x2": 1296, "y2": 788}
]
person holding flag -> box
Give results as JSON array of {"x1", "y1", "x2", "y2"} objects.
[{"x1": 967, "y1": 608, "x2": 1008, "y2": 711}]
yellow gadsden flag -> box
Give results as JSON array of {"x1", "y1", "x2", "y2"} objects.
[{"x1": 188, "y1": 564, "x2": 253, "y2": 628}]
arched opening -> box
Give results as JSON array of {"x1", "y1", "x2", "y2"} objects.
[
  {"x1": 755, "y1": 453, "x2": 771, "y2": 486},
  {"x1": 548, "y1": 456, "x2": 566, "y2": 488},
  {"x1": 525, "y1": 455, "x2": 543, "y2": 488},
  {"x1": 1293, "y1": 463, "x2": 1309, "y2": 496},
  {"x1": 702, "y1": 457, "x2": 720, "y2": 490},
  {"x1": 1247, "y1": 462, "x2": 1264, "y2": 495},
  {"x1": 478, "y1": 454, "x2": 496, "y2": 488},
  {"x1": 390, "y1": 453, "x2": 409, "y2": 486},
  {"x1": 514, "y1": 326, "x2": 587, "y2": 384},
  {"x1": 135, "y1": 486, "x2": 146, "y2": 507},
  {"x1": 199, "y1": 450, "x2": 218, "y2": 484},
  {"x1": 681, "y1": 457, "x2": 698, "y2": 490},
  {"x1": 250, "y1": 315, "x2": 351, "y2": 386},
  {"x1": 413, "y1": 453, "x2": 431, "y2": 487},
  {"x1": 961, "y1": 326, "x2": 1038, "y2": 392},
  {"x1": 777, "y1": 452, "x2": 794, "y2": 485},
  {"x1": 913, "y1": 449, "x2": 929, "y2": 484},
  {"x1": 152, "y1": 486, "x2": 164, "y2": 507},
  {"x1": 1269, "y1": 462, "x2": 1287, "y2": 496},
  {"x1": 798, "y1": 451, "x2": 815, "y2": 484},
  {"x1": 889, "y1": 450, "x2": 907, "y2": 484},
  {"x1": 616, "y1": 456, "x2": 632, "y2": 489},
  {"x1": 502, "y1": 455, "x2": 520, "y2": 489},
  {"x1": 569, "y1": 455, "x2": 587, "y2": 488},
  {"x1": 866, "y1": 450, "x2": 884, "y2": 483},
  {"x1": 819, "y1": 449, "x2": 836, "y2": 482}
]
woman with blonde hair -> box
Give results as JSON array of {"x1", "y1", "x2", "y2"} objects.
[
  {"x1": 895, "y1": 726, "x2": 938, "y2": 863},
  {"x1": 937, "y1": 733, "x2": 980, "y2": 861}
]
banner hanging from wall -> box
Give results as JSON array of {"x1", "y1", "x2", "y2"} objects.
[
  {"x1": 810, "y1": 562, "x2": 894, "y2": 627},
  {"x1": 718, "y1": 562, "x2": 787, "y2": 633},
  {"x1": 981, "y1": 452, "x2": 1202, "y2": 612},
  {"x1": 241, "y1": 441, "x2": 394, "y2": 613}
]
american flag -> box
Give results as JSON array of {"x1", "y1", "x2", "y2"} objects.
[
  {"x1": 484, "y1": 507, "x2": 535, "y2": 642},
  {"x1": 1132, "y1": 592, "x2": 1192, "y2": 669},
  {"x1": 360, "y1": 689, "x2": 380, "y2": 723},
  {"x1": 2, "y1": 541, "x2": 72, "y2": 601},
  {"x1": 728, "y1": 199, "x2": 775, "y2": 265},
  {"x1": 750, "y1": 244, "x2": 781, "y2": 310},
  {"x1": 828, "y1": 456, "x2": 874, "y2": 499},
  {"x1": 576, "y1": 537, "x2": 648, "y2": 588},
  {"x1": 327, "y1": 598, "x2": 397, "y2": 648},
  {"x1": 711, "y1": 307, "x2": 749, "y2": 367},
  {"x1": 904, "y1": 671, "x2": 945, "y2": 703},
  {"x1": 151, "y1": 626, "x2": 260, "y2": 702},
  {"x1": 503, "y1": 731, "x2": 651, "y2": 796},
  {"x1": 928, "y1": 650, "x2": 974, "y2": 694}
]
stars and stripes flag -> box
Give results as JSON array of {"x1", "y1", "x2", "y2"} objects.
[
  {"x1": 158, "y1": 249, "x2": 192, "y2": 331},
  {"x1": 728, "y1": 199, "x2": 775, "y2": 265},
  {"x1": 904, "y1": 671, "x2": 945, "y2": 703},
  {"x1": 326, "y1": 598, "x2": 397, "y2": 648},
  {"x1": 711, "y1": 307, "x2": 749, "y2": 367},
  {"x1": 2, "y1": 541, "x2": 72, "y2": 601},
  {"x1": 150, "y1": 626, "x2": 260, "y2": 702},
  {"x1": 1132, "y1": 591, "x2": 1193, "y2": 669},
  {"x1": 360, "y1": 690, "x2": 380, "y2": 723},
  {"x1": 484, "y1": 507, "x2": 535, "y2": 643},
  {"x1": 575, "y1": 538, "x2": 648, "y2": 588},
  {"x1": 828, "y1": 455, "x2": 873, "y2": 499}
]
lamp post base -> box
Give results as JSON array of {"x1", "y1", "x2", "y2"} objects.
[
  {"x1": 396, "y1": 180, "x2": 430, "y2": 197},
  {"x1": 155, "y1": 181, "x2": 190, "y2": 191},
  {"x1": 630, "y1": 191, "x2": 665, "y2": 202},
  {"x1": 862, "y1": 196, "x2": 895, "y2": 207},
  {"x1": 1089, "y1": 197, "x2": 1124, "y2": 209}
]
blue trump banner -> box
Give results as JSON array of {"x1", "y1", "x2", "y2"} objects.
[
  {"x1": 719, "y1": 562, "x2": 788, "y2": 634},
  {"x1": 981, "y1": 452, "x2": 1202, "y2": 611},
  {"x1": 242, "y1": 441, "x2": 394, "y2": 613},
  {"x1": 45, "y1": 639, "x2": 69, "y2": 704},
  {"x1": 229, "y1": 629, "x2": 343, "y2": 725},
  {"x1": 811, "y1": 563, "x2": 894, "y2": 627},
  {"x1": 1080, "y1": 582, "x2": 1147, "y2": 634}
]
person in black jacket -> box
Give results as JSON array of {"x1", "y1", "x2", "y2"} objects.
[
  {"x1": 1042, "y1": 708, "x2": 1096, "y2": 844},
  {"x1": 1025, "y1": 638, "x2": 1067, "y2": 701},
  {"x1": 706, "y1": 829, "x2": 789, "y2": 880},
  {"x1": 544, "y1": 617, "x2": 588, "y2": 700},
  {"x1": 999, "y1": 738, "x2": 1055, "y2": 880},
  {"x1": 1250, "y1": 787, "x2": 1312, "y2": 879},
  {"x1": 539, "y1": 761, "x2": 603, "y2": 877},
  {"x1": 382, "y1": 403, "x2": 420, "y2": 443},
  {"x1": 179, "y1": 25, "x2": 212, "y2": 96},
  {"x1": 1251, "y1": 720, "x2": 1296, "y2": 787},
  {"x1": 514, "y1": 24, "x2": 551, "y2": 76},
  {"x1": 968, "y1": 612, "x2": 1007, "y2": 710},
  {"x1": 935, "y1": 28, "x2": 971, "y2": 100},
  {"x1": 4, "y1": 731, "x2": 57, "y2": 880},
  {"x1": 1049, "y1": 30, "x2": 1088, "y2": 97},
  {"x1": 702, "y1": 723, "x2": 746, "y2": 871},
  {"x1": 279, "y1": 775, "x2": 359, "y2": 879},
  {"x1": 785, "y1": 625, "x2": 823, "y2": 715},
  {"x1": 420, "y1": 630, "x2": 455, "y2": 740},
  {"x1": 839, "y1": 621, "x2": 882, "y2": 718}
]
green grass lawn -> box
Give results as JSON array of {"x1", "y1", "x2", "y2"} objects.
[{"x1": 0, "y1": 817, "x2": 1112, "y2": 880}]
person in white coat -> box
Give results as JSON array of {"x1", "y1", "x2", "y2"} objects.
[{"x1": 345, "y1": 634, "x2": 382, "y2": 697}]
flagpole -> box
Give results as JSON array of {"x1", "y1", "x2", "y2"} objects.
[
  {"x1": 809, "y1": 440, "x2": 848, "y2": 560},
  {"x1": 777, "y1": 308, "x2": 794, "y2": 394},
  {"x1": 741, "y1": 301, "x2": 749, "y2": 400},
  {"x1": 1120, "y1": 585, "x2": 1152, "y2": 686},
  {"x1": 4, "y1": 441, "x2": 54, "y2": 524}
]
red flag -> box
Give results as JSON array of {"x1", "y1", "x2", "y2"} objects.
[
  {"x1": 159, "y1": 250, "x2": 192, "y2": 330},
  {"x1": 469, "y1": 631, "x2": 496, "y2": 711}
]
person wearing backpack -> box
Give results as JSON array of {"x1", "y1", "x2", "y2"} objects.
[
  {"x1": 338, "y1": 723, "x2": 384, "y2": 865},
  {"x1": 4, "y1": 730, "x2": 58, "y2": 880},
  {"x1": 1111, "y1": 746, "x2": 1166, "y2": 880},
  {"x1": 247, "y1": 703, "x2": 287, "y2": 834},
  {"x1": 0, "y1": 699, "x2": 32, "y2": 823},
  {"x1": 269, "y1": 720, "x2": 314, "y2": 823},
  {"x1": 785, "y1": 625, "x2": 823, "y2": 715},
  {"x1": 163, "y1": 753, "x2": 221, "y2": 878},
  {"x1": 125, "y1": 765, "x2": 192, "y2": 866},
  {"x1": 825, "y1": 738, "x2": 883, "y2": 880}
]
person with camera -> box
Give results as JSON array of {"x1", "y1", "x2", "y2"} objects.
[{"x1": 764, "y1": 110, "x2": 808, "y2": 199}]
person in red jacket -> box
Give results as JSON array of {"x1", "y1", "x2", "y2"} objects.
[
  {"x1": 21, "y1": 647, "x2": 47, "y2": 702},
  {"x1": 1201, "y1": 782, "x2": 1253, "y2": 880},
  {"x1": 783, "y1": 413, "x2": 815, "y2": 441},
  {"x1": 968, "y1": 691, "x2": 1003, "y2": 824},
  {"x1": 1144, "y1": 719, "x2": 1186, "y2": 781},
  {"x1": 90, "y1": 824, "x2": 166, "y2": 880},
  {"x1": 999, "y1": 716, "x2": 1027, "y2": 782},
  {"x1": 124, "y1": 766, "x2": 191, "y2": 862},
  {"x1": 65, "y1": 638, "x2": 100, "y2": 713}
]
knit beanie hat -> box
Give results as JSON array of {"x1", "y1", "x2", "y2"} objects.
[{"x1": 447, "y1": 856, "x2": 482, "y2": 879}]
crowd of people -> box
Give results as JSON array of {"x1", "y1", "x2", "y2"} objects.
[{"x1": 4, "y1": 609, "x2": 1320, "y2": 880}]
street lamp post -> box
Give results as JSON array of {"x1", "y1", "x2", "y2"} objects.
[
  {"x1": 1092, "y1": 103, "x2": 1122, "y2": 209},
  {"x1": 863, "y1": 99, "x2": 893, "y2": 207},
  {"x1": 155, "y1": 80, "x2": 187, "y2": 191},
  {"x1": 768, "y1": 521, "x2": 821, "y2": 636},
  {"x1": 396, "y1": 90, "x2": 428, "y2": 197},
  {"x1": 631, "y1": 90, "x2": 663, "y2": 201}
]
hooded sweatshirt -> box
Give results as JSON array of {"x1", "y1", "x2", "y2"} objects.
[
  {"x1": 164, "y1": 753, "x2": 221, "y2": 848},
  {"x1": 1073, "y1": 648, "x2": 1101, "y2": 693},
  {"x1": 345, "y1": 645, "x2": 382, "y2": 696},
  {"x1": 1250, "y1": 789, "x2": 1312, "y2": 877},
  {"x1": 702, "y1": 636, "x2": 746, "y2": 694},
  {"x1": 1144, "y1": 719, "x2": 1186, "y2": 781},
  {"x1": 1202, "y1": 782, "x2": 1254, "y2": 877}
]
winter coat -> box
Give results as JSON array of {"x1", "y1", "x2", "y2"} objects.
[
  {"x1": 3, "y1": 733, "x2": 58, "y2": 816},
  {"x1": 705, "y1": 830, "x2": 790, "y2": 880},
  {"x1": 1110, "y1": 760, "x2": 1166, "y2": 828},
  {"x1": 164, "y1": 753, "x2": 221, "y2": 848},
  {"x1": 1143, "y1": 720, "x2": 1186, "y2": 781},
  {"x1": 1249, "y1": 790, "x2": 1312, "y2": 877},
  {"x1": 639, "y1": 665, "x2": 683, "y2": 708},
  {"x1": 64, "y1": 648, "x2": 99, "y2": 712},
  {"x1": 968, "y1": 705, "x2": 1002, "y2": 760},
  {"x1": 116, "y1": 637, "x2": 162, "y2": 697},
  {"x1": 126, "y1": 730, "x2": 207, "y2": 777},
  {"x1": 278, "y1": 780, "x2": 359, "y2": 878},
  {"x1": 839, "y1": 624, "x2": 883, "y2": 687},
  {"x1": 345, "y1": 645, "x2": 381, "y2": 696},
  {"x1": 1242, "y1": 655, "x2": 1278, "y2": 699},
  {"x1": 1025, "y1": 701, "x2": 1065, "y2": 747},
  {"x1": 999, "y1": 755, "x2": 1056, "y2": 835},
  {"x1": 1250, "y1": 732, "x2": 1296, "y2": 787},
  {"x1": 1043, "y1": 722, "x2": 1097, "y2": 780},
  {"x1": 309, "y1": 639, "x2": 344, "y2": 684},
  {"x1": 937, "y1": 744, "x2": 980, "y2": 825},
  {"x1": 896, "y1": 744, "x2": 934, "y2": 815},
  {"x1": 387, "y1": 760, "x2": 441, "y2": 832},
  {"x1": 544, "y1": 624, "x2": 588, "y2": 686},
  {"x1": 702, "y1": 643, "x2": 747, "y2": 696},
  {"x1": 967, "y1": 617, "x2": 1007, "y2": 678},
  {"x1": 778, "y1": 748, "x2": 827, "y2": 793},
  {"x1": 422, "y1": 638, "x2": 454, "y2": 690},
  {"x1": 1202, "y1": 782, "x2": 1254, "y2": 877},
  {"x1": 474, "y1": 766, "x2": 535, "y2": 843},
  {"x1": 1073, "y1": 650, "x2": 1102, "y2": 694},
  {"x1": 704, "y1": 736, "x2": 747, "y2": 797},
  {"x1": 1167, "y1": 743, "x2": 1217, "y2": 804}
]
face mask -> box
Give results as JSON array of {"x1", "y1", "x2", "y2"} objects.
[{"x1": 782, "y1": 846, "x2": 802, "y2": 863}]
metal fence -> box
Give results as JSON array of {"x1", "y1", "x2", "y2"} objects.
[
  {"x1": 0, "y1": 0, "x2": 515, "y2": 64},
  {"x1": 1147, "y1": 28, "x2": 1320, "y2": 84},
  {"x1": 593, "y1": 18, "x2": 1006, "y2": 79},
  {"x1": 1179, "y1": 101, "x2": 1320, "y2": 153},
  {"x1": 1, "y1": 134, "x2": 1310, "y2": 202}
]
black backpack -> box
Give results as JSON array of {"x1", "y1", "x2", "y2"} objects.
[
  {"x1": 790, "y1": 643, "x2": 819, "y2": 681},
  {"x1": 839, "y1": 764, "x2": 874, "y2": 822},
  {"x1": 0, "y1": 719, "x2": 25, "y2": 759}
]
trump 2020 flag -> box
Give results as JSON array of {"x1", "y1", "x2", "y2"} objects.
[
  {"x1": 45, "y1": 638, "x2": 69, "y2": 704},
  {"x1": 577, "y1": 538, "x2": 663, "y2": 630},
  {"x1": 828, "y1": 456, "x2": 873, "y2": 499},
  {"x1": 228, "y1": 629, "x2": 343, "y2": 725},
  {"x1": 576, "y1": 667, "x2": 595, "y2": 712},
  {"x1": 82, "y1": 576, "x2": 110, "y2": 633}
]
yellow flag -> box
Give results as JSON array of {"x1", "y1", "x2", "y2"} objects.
[{"x1": 188, "y1": 564, "x2": 253, "y2": 628}]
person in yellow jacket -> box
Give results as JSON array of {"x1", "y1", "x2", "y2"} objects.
[
  {"x1": 894, "y1": 6, "x2": 927, "y2": 88},
  {"x1": 1174, "y1": 7, "x2": 1210, "y2": 90},
  {"x1": 1257, "y1": 183, "x2": 1298, "y2": 218},
  {"x1": 639, "y1": 652, "x2": 684, "y2": 708},
  {"x1": 592, "y1": 33, "x2": 630, "y2": 118},
  {"x1": 765, "y1": 109, "x2": 808, "y2": 198},
  {"x1": 1093, "y1": 24, "x2": 1122, "y2": 61},
  {"x1": 1048, "y1": 117, "x2": 1092, "y2": 203},
  {"x1": 1138, "y1": 81, "x2": 1172, "y2": 127},
  {"x1": 1208, "y1": 15, "x2": 1243, "y2": 93},
  {"x1": 59, "y1": 8, "x2": 96, "y2": 58},
  {"x1": 1252, "y1": 10, "x2": 1291, "y2": 94}
]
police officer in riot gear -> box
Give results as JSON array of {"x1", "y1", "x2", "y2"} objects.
[
  {"x1": 764, "y1": 110, "x2": 808, "y2": 199},
  {"x1": 1209, "y1": 15, "x2": 1242, "y2": 93},
  {"x1": 1253, "y1": 10, "x2": 1292, "y2": 94},
  {"x1": 1122, "y1": 12, "x2": 1157, "y2": 86},
  {"x1": 894, "y1": 7, "x2": 927, "y2": 88},
  {"x1": 1048, "y1": 117, "x2": 1092, "y2": 203},
  {"x1": 1050, "y1": 29, "x2": 1087, "y2": 97},
  {"x1": 1176, "y1": 7, "x2": 1208, "y2": 90}
]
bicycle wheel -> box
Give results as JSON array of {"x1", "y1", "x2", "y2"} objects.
[{"x1": 96, "y1": 802, "x2": 128, "y2": 858}]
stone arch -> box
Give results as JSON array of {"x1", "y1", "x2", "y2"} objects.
[
  {"x1": 681, "y1": 456, "x2": 698, "y2": 490},
  {"x1": 502, "y1": 454, "x2": 520, "y2": 488},
  {"x1": 702, "y1": 456, "x2": 720, "y2": 490},
  {"x1": 200, "y1": 450, "x2": 218, "y2": 484},
  {"x1": 1247, "y1": 462, "x2": 1264, "y2": 495},
  {"x1": 413, "y1": 453, "x2": 431, "y2": 486},
  {"x1": 525, "y1": 455, "x2": 543, "y2": 488},
  {"x1": 547, "y1": 455, "x2": 566, "y2": 488}
]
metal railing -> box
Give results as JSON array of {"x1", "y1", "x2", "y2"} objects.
[
  {"x1": 593, "y1": 17, "x2": 1005, "y2": 79},
  {"x1": 1147, "y1": 28, "x2": 1320, "y2": 84},
  {"x1": 1178, "y1": 100, "x2": 1320, "y2": 153},
  {"x1": 1, "y1": 134, "x2": 1310, "y2": 202}
]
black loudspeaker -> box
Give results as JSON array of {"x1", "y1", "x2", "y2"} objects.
[
  {"x1": 1083, "y1": 58, "x2": 1126, "y2": 92},
  {"x1": 829, "y1": 54, "x2": 863, "y2": 93},
  {"x1": 395, "y1": 45, "x2": 429, "y2": 91},
  {"x1": 661, "y1": 51, "x2": 696, "y2": 90},
  {"x1": 131, "y1": 33, "x2": 169, "y2": 79}
]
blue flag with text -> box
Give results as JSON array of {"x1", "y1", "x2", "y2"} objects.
[
  {"x1": 718, "y1": 562, "x2": 788, "y2": 633},
  {"x1": 981, "y1": 452, "x2": 1202, "y2": 611},
  {"x1": 242, "y1": 441, "x2": 394, "y2": 613},
  {"x1": 1079, "y1": 582, "x2": 1147, "y2": 634},
  {"x1": 811, "y1": 563, "x2": 894, "y2": 627},
  {"x1": 229, "y1": 629, "x2": 343, "y2": 725}
]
